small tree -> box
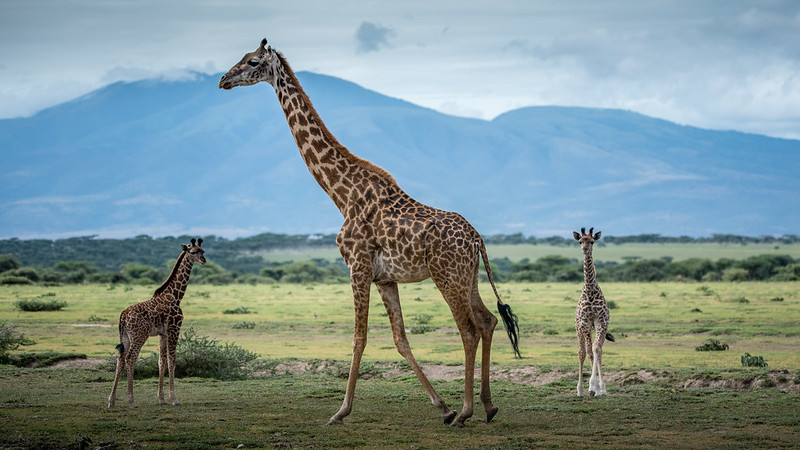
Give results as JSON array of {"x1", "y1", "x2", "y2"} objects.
[
  {"x1": 0, "y1": 322, "x2": 35, "y2": 364},
  {"x1": 0, "y1": 254, "x2": 21, "y2": 274}
]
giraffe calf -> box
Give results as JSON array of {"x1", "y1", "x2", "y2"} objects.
[
  {"x1": 107, "y1": 238, "x2": 205, "y2": 408},
  {"x1": 573, "y1": 228, "x2": 614, "y2": 397}
]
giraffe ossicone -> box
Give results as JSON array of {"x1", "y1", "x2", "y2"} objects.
[
  {"x1": 107, "y1": 238, "x2": 206, "y2": 408},
  {"x1": 219, "y1": 38, "x2": 521, "y2": 427},
  {"x1": 573, "y1": 227, "x2": 613, "y2": 397}
]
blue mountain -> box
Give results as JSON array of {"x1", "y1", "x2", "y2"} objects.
[{"x1": 1, "y1": 72, "x2": 798, "y2": 239}]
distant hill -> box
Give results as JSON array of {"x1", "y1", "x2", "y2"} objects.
[{"x1": 1, "y1": 72, "x2": 798, "y2": 239}]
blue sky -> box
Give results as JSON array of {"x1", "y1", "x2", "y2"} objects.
[{"x1": 1, "y1": 0, "x2": 799, "y2": 139}]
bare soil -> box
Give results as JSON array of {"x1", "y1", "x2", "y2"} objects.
[{"x1": 52, "y1": 357, "x2": 799, "y2": 393}]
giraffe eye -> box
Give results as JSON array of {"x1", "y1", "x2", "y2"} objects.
[{"x1": 247, "y1": 59, "x2": 260, "y2": 67}]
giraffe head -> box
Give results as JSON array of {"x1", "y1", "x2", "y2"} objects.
[
  {"x1": 219, "y1": 38, "x2": 277, "y2": 90},
  {"x1": 573, "y1": 227, "x2": 601, "y2": 252},
  {"x1": 181, "y1": 238, "x2": 207, "y2": 265}
]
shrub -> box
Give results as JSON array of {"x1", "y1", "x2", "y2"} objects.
[
  {"x1": 232, "y1": 321, "x2": 256, "y2": 329},
  {"x1": 413, "y1": 314, "x2": 433, "y2": 325},
  {"x1": 607, "y1": 300, "x2": 618, "y2": 309},
  {"x1": 15, "y1": 299, "x2": 68, "y2": 311},
  {"x1": 741, "y1": 353, "x2": 768, "y2": 367},
  {"x1": 695, "y1": 339, "x2": 729, "y2": 351},
  {"x1": 107, "y1": 327, "x2": 259, "y2": 380},
  {"x1": 0, "y1": 322, "x2": 35, "y2": 364},
  {"x1": 731, "y1": 296, "x2": 750, "y2": 304},
  {"x1": 0, "y1": 254, "x2": 22, "y2": 273},
  {"x1": 0, "y1": 275, "x2": 34, "y2": 285},
  {"x1": 223, "y1": 306, "x2": 253, "y2": 315},
  {"x1": 410, "y1": 325, "x2": 435, "y2": 335}
]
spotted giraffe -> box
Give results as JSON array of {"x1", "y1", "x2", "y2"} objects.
[
  {"x1": 573, "y1": 227, "x2": 614, "y2": 397},
  {"x1": 107, "y1": 238, "x2": 206, "y2": 408},
  {"x1": 219, "y1": 38, "x2": 520, "y2": 427}
]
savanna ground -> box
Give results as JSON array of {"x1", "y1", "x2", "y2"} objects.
[{"x1": 1, "y1": 279, "x2": 799, "y2": 448}]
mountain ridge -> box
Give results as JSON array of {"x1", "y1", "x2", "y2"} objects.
[{"x1": 1, "y1": 72, "x2": 798, "y2": 239}]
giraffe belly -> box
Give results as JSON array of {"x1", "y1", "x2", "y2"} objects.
[{"x1": 372, "y1": 251, "x2": 430, "y2": 283}]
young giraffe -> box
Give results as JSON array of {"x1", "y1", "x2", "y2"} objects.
[
  {"x1": 107, "y1": 238, "x2": 206, "y2": 408},
  {"x1": 573, "y1": 227, "x2": 614, "y2": 397},
  {"x1": 219, "y1": 38, "x2": 520, "y2": 427}
]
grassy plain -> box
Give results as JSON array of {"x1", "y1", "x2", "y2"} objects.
[
  {"x1": 1, "y1": 278, "x2": 799, "y2": 448},
  {"x1": 256, "y1": 241, "x2": 800, "y2": 263}
]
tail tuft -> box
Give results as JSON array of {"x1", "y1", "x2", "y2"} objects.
[
  {"x1": 605, "y1": 333, "x2": 615, "y2": 343},
  {"x1": 115, "y1": 343, "x2": 124, "y2": 354},
  {"x1": 497, "y1": 301, "x2": 521, "y2": 358}
]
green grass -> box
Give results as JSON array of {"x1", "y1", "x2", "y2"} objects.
[
  {"x1": 253, "y1": 242, "x2": 800, "y2": 265},
  {"x1": 0, "y1": 281, "x2": 798, "y2": 447},
  {"x1": 0, "y1": 366, "x2": 798, "y2": 448},
  {"x1": 1, "y1": 282, "x2": 798, "y2": 368},
  {"x1": 487, "y1": 242, "x2": 800, "y2": 263}
]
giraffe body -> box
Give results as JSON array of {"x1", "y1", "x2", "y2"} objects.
[
  {"x1": 573, "y1": 228, "x2": 611, "y2": 397},
  {"x1": 107, "y1": 238, "x2": 205, "y2": 408},
  {"x1": 219, "y1": 39, "x2": 520, "y2": 427}
]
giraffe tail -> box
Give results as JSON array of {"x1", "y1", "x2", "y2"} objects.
[
  {"x1": 115, "y1": 316, "x2": 126, "y2": 354},
  {"x1": 606, "y1": 333, "x2": 615, "y2": 342},
  {"x1": 477, "y1": 240, "x2": 521, "y2": 358}
]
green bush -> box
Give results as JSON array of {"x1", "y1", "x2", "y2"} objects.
[
  {"x1": 14, "y1": 299, "x2": 68, "y2": 311},
  {"x1": 223, "y1": 306, "x2": 253, "y2": 315},
  {"x1": 741, "y1": 353, "x2": 767, "y2": 367},
  {"x1": 232, "y1": 321, "x2": 256, "y2": 329},
  {"x1": 0, "y1": 254, "x2": 21, "y2": 273},
  {"x1": 108, "y1": 327, "x2": 259, "y2": 380},
  {"x1": 695, "y1": 339, "x2": 729, "y2": 351},
  {"x1": 0, "y1": 275, "x2": 34, "y2": 285},
  {"x1": 0, "y1": 322, "x2": 35, "y2": 364}
]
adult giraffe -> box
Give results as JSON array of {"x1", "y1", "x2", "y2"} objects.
[{"x1": 219, "y1": 38, "x2": 520, "y2": 427}]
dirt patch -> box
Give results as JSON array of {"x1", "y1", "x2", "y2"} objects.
[
  {"x1": 51, "y1": 357, "x2": 106, "y2": 369},
  {"x1": 681, "y1": 370, "x2": 800, "y2": 393},
  {"x1": 46, "y1": 357, "x2": 800, "y2": 394}
]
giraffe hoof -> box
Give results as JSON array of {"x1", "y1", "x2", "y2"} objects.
[
  {"x1": 443, "y1": 410, "x2": 457, "y2": 425},
  {"x1": 449, "y1": 419, "x2": 466, "y2": 428},
  {"x1": 486, "y1": 407, "x2": 499, "y2": 423},
  {"x1": 589, "y1": 390, "x2": 596, "y2": 397},
  {"x1": 326, "y1": 418, "x2": 344, "y2": 426}
]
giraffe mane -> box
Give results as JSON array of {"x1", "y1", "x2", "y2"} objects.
[
  {"x1": 274, "y1": 51, "x2": 398, "y2": 186},
  {"x1": 153, "y1": 249, "x2": 188, "y2": 296}
]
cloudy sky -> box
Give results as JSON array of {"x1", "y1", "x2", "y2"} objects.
[{"x1": 1, "y1": 0, "x2": 799, "y2": 139}]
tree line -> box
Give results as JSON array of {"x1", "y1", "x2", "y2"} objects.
[{"x1": 1, "y1": 240, "x2": 798, "y2": 286}]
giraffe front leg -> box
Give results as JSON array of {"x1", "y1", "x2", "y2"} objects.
[
  {"x1": 167, "y1": 334, "x2": 180, "y2": 405},
  {"x1": 576, "y1": 329, "x2": 588, "y2": 396},
  {"x1": 327, "y1": 272, "x2": 371, "y2": 425},
  {"x1": 158, "y1": 336, "x2": 167, "y2": 404},
  {"x1": 590, "y1": 333, "x2": 607, "y2": 396}
]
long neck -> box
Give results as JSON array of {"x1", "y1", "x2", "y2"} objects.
[
  {"x1": 154, "y1": 252, "x2": 195, "y2": 301},
  {"x1": 270, "y1": 53, "x2": 396, "y2": 214},
  {"x1": 582, "y1": 246, "x2": 597, "y2": 286}
]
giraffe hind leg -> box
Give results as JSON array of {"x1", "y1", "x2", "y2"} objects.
[
  {"x1": 471, "y1": 286, "x2": 499, "y2": 422},
  {"x1": 377, "y1": 282, "x2": 455, "y2": 424}
]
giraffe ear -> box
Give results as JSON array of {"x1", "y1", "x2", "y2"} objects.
[
  {"x1": 573, "y1": 231, "x2": 581, "y2": 241},
  {"x1": 594, "y1": 231, "x2": 602, "y2": 241}
]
